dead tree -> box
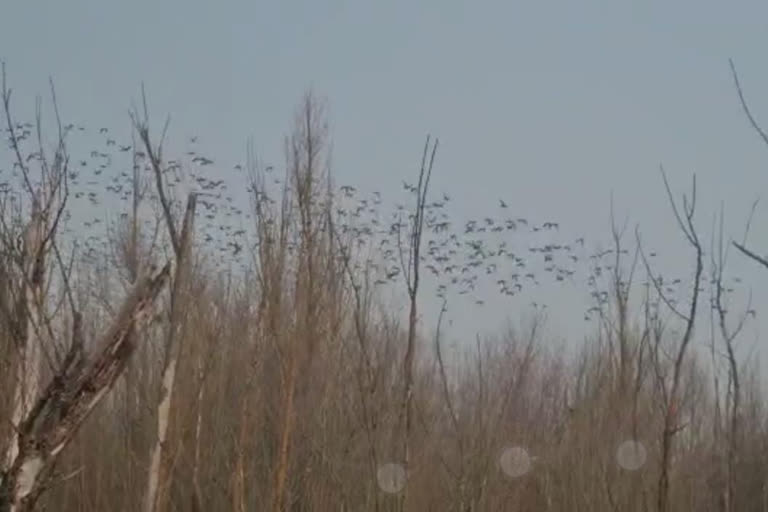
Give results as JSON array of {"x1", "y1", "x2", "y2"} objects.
[
  {"x1": 132, "y1": 90, "x2": 198, "y2": 512},
  {"x1": 0, "y1": 264, "x2": 170, "y2": 512},
  {"x1": 0, "y1": 65, "x2": 172, "y2": 512},
  {"x1": 0, "y1": 67, "x2": 60, "y2": 478}
]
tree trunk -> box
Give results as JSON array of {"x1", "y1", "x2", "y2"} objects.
[{"x1": 0, "y1": 263, "x2": 170, "y2": 512}]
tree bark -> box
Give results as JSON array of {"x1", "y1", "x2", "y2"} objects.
[{"x1": 0, "y1": 263, "x2": 170, "y2": 512}]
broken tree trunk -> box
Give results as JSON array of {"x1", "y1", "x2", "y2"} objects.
[
  {"x1": 144, "y1": 194, "x2": 197, "y2": 512},
  {"x1": 0, "y1": 263, "x2": 171, "y2": 512}
]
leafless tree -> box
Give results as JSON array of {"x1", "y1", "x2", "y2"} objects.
[
  {"x1": 131, "y1": 88, "x2": 198, "y2": 512},
  {"x1": 637, "y1": 168, "x2": 703, "y2": 512},
  {"x1": 0, "y1": 66, "x2": 171, "y2": 512},
  {"x1": 394, "y1": 136, "x2": 438, "y2": 510},
  {"x1": 708, "y1": 203, "x2": 754, "y2": 512}
]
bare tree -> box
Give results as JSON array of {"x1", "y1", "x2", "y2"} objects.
[
  {"x1": 330, "y1": 216, "x2": 384, "y2": 511},
  {"x1": 394, "y1": 136, "x2": 438, "y2": 510},
  {"x1": 8, "y1": 58, "x2": 768, "y2": 511},
  {"x1": 637, "y1": 168, "x2": 703, "y2": 512},
  {"x1": 432, "y1": 300, "x2": 469, "y2": 509},
  {"x1": 725, "y1": 57, "x2": 768, "y2": 512},
  {"x1": 132, "y1": 89, "x2": 198, "y2": 512},
  {"x1": 246, "y1": 92, "x2": 336, "y2": 512},
  {"x1": 0, "y1": 66, "x2": 171, "y2": 512},
  {"x1": 708, "y1": 203, "x2": 754, "y2": 512}
]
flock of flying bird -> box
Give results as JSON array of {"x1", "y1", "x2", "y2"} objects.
[{"x1": 0, "y1": 119, "x2": 756, "y2": 325}]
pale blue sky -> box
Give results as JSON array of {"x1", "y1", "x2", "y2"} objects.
[{"x1": 3, "y1": 0, "x2": 768, "y2": 359}]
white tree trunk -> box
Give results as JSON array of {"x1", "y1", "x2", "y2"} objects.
[
  {"x1": 144, "y1": 194, "x2": 196, "y2": 512},
  {"x1": 4, "y1": 211, "x2": 45, "y2": 475},
  {"x1": 4, "y1": 290, "x2": 42, "y2": 469},
  {"x1": 191, "y1": 355, "x2": 206, "y2": 511},
  {"x1": 0, "y1": 264, "x2": 171, "y2": 512},
  {"x1": 144, "y1": 356, "x2": 178, "y2": 512}
]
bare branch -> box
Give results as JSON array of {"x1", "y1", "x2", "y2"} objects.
[
  {"x1": 732, "y1": 241, "x2": 768, "y2": 271},
  {"x1": 130, "y1": 93, "x2": 180, "y2": 256},
  {"x1": 729, "y1": 58, "x2": 768, "y2": 149}
]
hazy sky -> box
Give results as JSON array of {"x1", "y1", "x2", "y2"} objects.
[{"x1": 3, "y1": 0, "x2": 768, "y2": 362}]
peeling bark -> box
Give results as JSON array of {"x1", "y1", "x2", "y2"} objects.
[{"x1": 0, "y1": 263, "x2": 171, "y2": 512}]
